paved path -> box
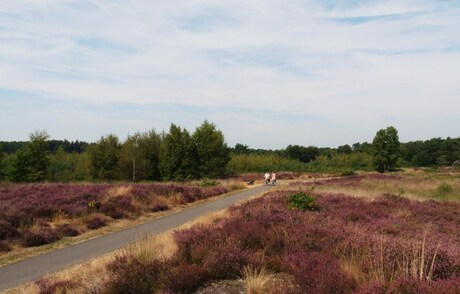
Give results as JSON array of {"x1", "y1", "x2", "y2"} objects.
[{"x1": 0, "y1": 185, "x2": 272, "y2": 291}]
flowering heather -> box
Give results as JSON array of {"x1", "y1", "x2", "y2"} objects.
[
  {"x1": 101, "y1": 189, "x2": 460, "y2": 293},
  {"x1": 0, "y1": 183, "x2": 229, "y2": 248}
]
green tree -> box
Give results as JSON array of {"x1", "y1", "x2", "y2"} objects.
[
  {"x1": 193, "y1": 121, "x2": 229, "y2": 178},
  {"x1": 119, "y1": 130, "x2": 162, "y2": 181},
  {"x1": 88, "y1": 134, "x2": 121, "y2": 181},
  {"x1": 233, "y1": 143, "x2": 250, "y2": 154},
  {"x1": 159, "y1": 124, "x2": 198, "y2": 181},
  {"x1": 8, "y1": 130, "x2": 50, "y2": 182},
  {"x1": 337, "y1": 144, "x2": 352, "y2": 154},
  {"x1": 46, "y1": 145, "x2": 75, "y2": 182},
  {"x1": 140, "y1": 130, "x2": 162, "y2": 180},
  {"x1": 372, "y1": 126, "x2": 400, "y2": 173},
  {"x1": 285, "y1": 145, "x2": 319, "y2": 163}
]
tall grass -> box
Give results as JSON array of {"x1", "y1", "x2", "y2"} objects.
[{"x1": 242, "y1": 266, "x2": 274, "y2": 294}]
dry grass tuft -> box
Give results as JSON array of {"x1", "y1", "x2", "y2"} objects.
[
  {"x1": 106, "y1": 185, "x2": 133, "y2": 199},
  {"x1": 401, "y1": 232, "x2": 439, "y2": 282},
  {"x1": 242, "y1": 265, "x2": 274, "y2": 294},
  {"x1": 224, "y1": 180, "x2": 246, "y2": 191},
  {"x1": 180, "y1": 209, "x2": 230, "y2": 231},
  {"x1": 51, "y1": 211, "x2": 69, "y2": 226},
  {"x1": 125, "y1": 233, "x2": 177, "y2": 263}
]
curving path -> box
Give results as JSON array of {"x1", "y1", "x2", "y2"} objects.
[{"x1": 0, "y1": 184, "x2": 272, "y2": 292}]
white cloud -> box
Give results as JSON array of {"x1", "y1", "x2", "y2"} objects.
[{"x1": 0, "y1": 0, "x2": 459, "y2": 147}]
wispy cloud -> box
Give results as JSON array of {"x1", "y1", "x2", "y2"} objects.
[{"x1": 1, "y1": 0, "x2": 459, "y2": 147}]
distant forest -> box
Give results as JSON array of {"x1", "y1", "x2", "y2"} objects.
[
  {"x1": 0, "y1": 122, "x2": 459, "y2": 183},
  {"x1": 1, "y1": 139, "x2": 91, "y2": 154}
]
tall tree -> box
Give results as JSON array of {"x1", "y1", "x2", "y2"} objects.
[
  {"x1": 8, "y1": 130, "x2": 50, "y2": 182},
  {"x1": 193, "y1": 121, "x2": 229, "y2": 178},
  {"x1": 285, "y1": 145, "x2": 319, "y2": 163},
  {"x1": 159, "y1": 124, "x2": 198, "y2": 181},
  {"x1": 337, "y1": 144, "x2": 352, "y2": 154},
  {"x1": 119, "y1": 130, "x2": 162, "y2": 181},
  {"x1": 233, "y1": 143, "x2": 250, "y2": 154},
  {"x1": 88, "y1": 134, "x2": 121, "y2": 181},
  {"x1": 372, "y1": 126, "x2": 400, "y2": 173}
]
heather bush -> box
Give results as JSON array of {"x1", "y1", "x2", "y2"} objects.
[
  {"x1": 36, "y1": 278, "x2": 78, "y2": 294},
  {"x1": 202, "y1": 238, "x2": 251, "y2": 280},
  {"x1": 103, "y1": 255, "x2": 164, "y2": 294},
  {"x1": 282, "y1": 251, "x2": 356, "y2": 293},
  {"x1": 387, "y1": 277, "x2": 427, "y2": 294},
  {"x1": 23, "y1": 227, "x2": 60, "y2": 247},
  {"x1": 57, "y1": 223, "x2": 80, "y2": 237},
  {"x1": 425, "y1": 277, "x2": 460, "y2": 294},
  {"x1": 174, "y1": 225, "x2": 217, "y2": 264},
  {"x1": 357, "y1": 281, "x2": 387, "y2": 294},
  {"x1": 0, "y1": 219, "x2": 19, "y2": 239},
  {"x1": 85, "y1": 215, "x2": 107, "y2": 230},
  {"x1": 150, "y1": 203, "x2": 169, "y2": 212},
  {"x1": 162, "y1": 263, "x2": 209, "y2": 292},
  {"x1": 0, "y1": 240, "x2": 12, "y2": 252}
]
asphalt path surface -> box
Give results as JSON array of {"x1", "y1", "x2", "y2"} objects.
[{"x1": 0, "y1": 184, "x2": 272, "y2": 292}]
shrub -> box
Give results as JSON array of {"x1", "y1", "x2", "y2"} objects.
[
  {"x1": 288, "y1": 192, "x2": 319, "y2": 211},
  {"x1": 36, "y1": 278, "x2": 78, "y2": 294},
  {"x1": 282, "y1": 251, "x2": 356, "y2": 293},
  {"x1": 23, "y1": 227, "x2": 60, "y2": 247},
  {"x1": 85, "y1": 215, "x2": 107, "y2": 230},
  {"x1": 341, "y1": 169, "x2": 357, "y2": 176},
  {"x1": 387, "y1": 277, "x2": 427, "y2": 294},
  {"x1": 0, "y1": 240, "x2": 12, "y2": 252},
  {"x1": 103, "y1": 255, "x2": 164, "y2": 294},
  {"x1": 58, "y1": 223, "x2": 80, "y2": 237},
  {"x1": 435, "y1": 183, "x2": 456, "y2": 199},
  {"x1": 150, "y1": 203, "x2": 169, "y2": 212},
  {"x1": 163, "y1": 263, "x2": 209, "y2": 293},
  {"x1": 0, "y1": 220, "x2": 19, "y2": 239},
  {"x1": 203, "y1": 238, "x2": 251, "y2": 280},
  {"x1": 357, "y1": 281, "x2": 387, "y2": 294},
  {"x1": 174, "y1": 225, "x2": 216, "y2": 263}
]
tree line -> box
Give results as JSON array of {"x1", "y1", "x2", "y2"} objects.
[
  {"x1": 0, "y1": 124, "x2": 459, "y2": 182},
  {"x1": 0, "y1": 121, "x2": 229, "y2": 182}
]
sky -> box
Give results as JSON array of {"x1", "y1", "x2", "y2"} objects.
[{"x1": 0, "y1": 0, "x2": 459, "y2": 149}]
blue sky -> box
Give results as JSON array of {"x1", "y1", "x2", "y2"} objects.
[{"x1": 1, "y1": 0, "x2": 459, "y2": 148}]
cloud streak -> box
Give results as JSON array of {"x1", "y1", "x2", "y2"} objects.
[{"x1": 1, "y1": 0, "x2": 459, "y2": 148}]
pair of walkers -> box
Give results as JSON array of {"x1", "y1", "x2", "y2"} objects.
[{"x1": 264, "y1": 171, "x2": 277, "y2": 185}]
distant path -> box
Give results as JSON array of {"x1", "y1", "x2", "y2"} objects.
[{"x1": 0, "y1": 185, "x2": 272, "y2": 292}]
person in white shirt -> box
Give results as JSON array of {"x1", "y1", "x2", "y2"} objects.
[
  {"x1": 270, "y1": 171, "x2": 277, "y2": 185},
  {"x1": 264, "y1": 172, "x2": 270, "y2": 185}
]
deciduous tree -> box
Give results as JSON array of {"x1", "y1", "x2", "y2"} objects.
[
  {"x1": 159, "y1": 124, "x2": 198, "y2": 181},
  {"x1": 372, "y1": 126, "x2": 400, "y2": 173},
  {"x1": 193, "y1": 121, "x2": 229, "y2": 178},
  {"x1": 88, "y1": 134, "x2": 121, "y2": 181},
  {"x1": 8, "y1": 130, "x2": 50, "y2": 182},
  {"x1": 119, "y1": 130, "x2": 162, "y2": 181}
]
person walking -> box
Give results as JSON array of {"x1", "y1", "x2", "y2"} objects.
[
  {"x1": 270, "y1": 171, "x2": 277, "y2": 186},
  {"x1": 264, "y1": 172, "x2": 270, "y2": 185}
]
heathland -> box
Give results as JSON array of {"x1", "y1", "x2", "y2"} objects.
[
  {"x1": 3, "y1": 169, "x2": 460, "y2": 293},
  {"x1": 1, "y1": 123, "x2": 460, "y2": 293}
]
